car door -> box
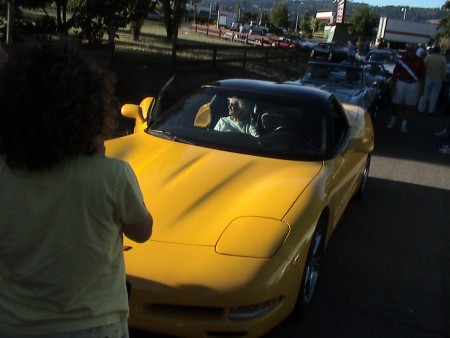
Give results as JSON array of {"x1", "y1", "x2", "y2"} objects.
[{"x1": 324, "y1": 97, "x2": 363, "y2": 226}]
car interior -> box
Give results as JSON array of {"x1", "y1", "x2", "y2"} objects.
[{"x1": 153, "y1": 89, "x2": 329, "y2": 159}]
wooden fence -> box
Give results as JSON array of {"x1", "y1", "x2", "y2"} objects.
[{"x1": 172, "y1": 24, "x2": 310, "y2": 71}]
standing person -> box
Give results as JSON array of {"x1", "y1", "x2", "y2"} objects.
[
  {"x1": 387, "y1": 44, "x2": 426, "y2": 133},
  {"x1": 0, "y1": 43, "x2": 153, "y2": 337},
  {"x1": 239, "y1": 24, "x2": 245, "y2": 39},
  {"x1": 438, "y1": 126, "x2": 450, "y2": 155},
  {"x1": 417, "y1": 46, "x2": 447, "y2": 115},
  {"x1": 416, "y1": 44, "x2": 426, "y2": 59},
  {"x1": 347, "y1": 40, "x2": 357, "y2": 62},
  {"x1": 435, "y1": 116, "x2": 450, "y2": 137}
]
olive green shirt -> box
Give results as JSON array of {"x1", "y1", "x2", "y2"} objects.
[{"x1": 0, "y1": 155, "x2": 149, "y2": 335}]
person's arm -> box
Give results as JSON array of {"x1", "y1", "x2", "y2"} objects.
[
  {"x1": 123, "y1": 212, "x2": 153, "y2": 243},
  {"x1": 117, "y1": 163, "x2": 153, "y2": 243},
  {"x1": 214, "y1": 117, "x2": 226, "y2": 131}
]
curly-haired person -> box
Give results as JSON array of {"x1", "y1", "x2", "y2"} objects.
[{"x1": 0, "y1": 43, "x2": 153, "y2": 338}]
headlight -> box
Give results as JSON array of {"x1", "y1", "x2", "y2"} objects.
[{"x1": 216, "y1": 217, "x2": 289, "y2": 258}]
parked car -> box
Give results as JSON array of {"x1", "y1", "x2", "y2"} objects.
[
  {"x1": 363, "y1": 48, "x2": 401, "y2": 74},
  {"x1": 269, "y1": 36, "x2": 296, "y2": 48},
  {"x1": 362, "y1": 61, "x2": 393, "y2": 109},
  {"x1": 287, "y1": 61, "x2": 381, "y2": 118},
  {"x1": 270, "y1": 35, "x2": 316, "y2": 52},
  {"x1": 148, "y1": 10, "x2": 164, "y2": 21},
  {"x1": 247, "y1": 26, "x2": 268, "y2": 44},
  {"x1": 106, "y1": 79, "x2": 374, "y2": 338},
  {"x1": 309, "y1": 42, "x2": 348, "y2": 62}
]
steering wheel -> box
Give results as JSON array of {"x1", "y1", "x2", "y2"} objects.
[
  {"x1": 271, "y1": 125, "x2": 320, "y2": 155},
  {"x1": 272, "y1": 125, "x2": 301, "y2": 134}
]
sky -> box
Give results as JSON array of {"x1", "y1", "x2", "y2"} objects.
[{"x1": 362, "y1": 0, "x2": 444, "y2": 8}]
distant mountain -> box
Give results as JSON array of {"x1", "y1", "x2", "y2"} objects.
[{"x1": 214, "y1": 0, "x2": 446, "y2": 22}]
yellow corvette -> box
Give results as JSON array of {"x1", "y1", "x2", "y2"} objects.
[{"x1": 106, "y1": 79, "x2": 374, "y2": 338}]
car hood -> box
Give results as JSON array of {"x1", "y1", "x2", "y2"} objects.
[
  {"x1": 287, "y1": 80, "x2": 370, "y2": 109},
  {"x1": 106, "y1": 133, "x2": 323, "y2": 246}
]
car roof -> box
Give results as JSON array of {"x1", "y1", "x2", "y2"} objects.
[
  {"x1": 363, "y1": 61, "x2": 387, "y2": 67},
  {"x1": 305, "y1": 60, "x2": 363, "y2": 70},
  {"x1": 368, "y1": 48, "x2": 398, "y2": 55},
  {"x1": 205, "y1": 79, "x2": 333, "y2": 101}
]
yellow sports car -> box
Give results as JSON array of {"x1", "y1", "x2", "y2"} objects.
[{"x1": 106, "y1": 79, "x2": 374, "y2": 338}]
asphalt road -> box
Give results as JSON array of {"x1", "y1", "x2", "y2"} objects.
[{"x1": 130, "y1": 107, "x2": 450, "y2": 338}]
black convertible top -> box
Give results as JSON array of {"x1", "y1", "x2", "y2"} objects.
[{"x1": 205, "y1": 78, "x2": 333, "y2": 102}]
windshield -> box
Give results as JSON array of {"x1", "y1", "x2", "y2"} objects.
[
  {"x1": 363, "y1": 63, "x2": 388, "y2": 81},
  {"x1": 302, "y1": 64, "x2": 364, "y2": 87},
  {"x1": 149, "y1": 87, "x2": 327, "y2": 161},
  {"x1": 367, "y1": 52, "x2": 395, "y2": 63}
]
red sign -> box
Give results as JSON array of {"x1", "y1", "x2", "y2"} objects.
[{"x1": 336, "y1": 0, "x2": 346, "y2": 23}]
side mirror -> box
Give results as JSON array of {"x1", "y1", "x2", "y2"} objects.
[
  {"x1": 121, "y1": 104, "x2": 143, "y2": 121},
  {"x1": 121, "y1": 97, "x2": 155, "y2": 133}
]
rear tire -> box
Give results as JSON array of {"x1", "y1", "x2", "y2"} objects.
[{"x1": 354, "y1": 154, "x2": 371, "y2": 200}]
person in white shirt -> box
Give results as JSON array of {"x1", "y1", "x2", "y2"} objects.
[{"x1": 214, "y1": 96, "x2": 259, "y2": 137}]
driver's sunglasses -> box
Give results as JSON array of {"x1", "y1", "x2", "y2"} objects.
[{"x1": 228, "y1": 102, "x2": 240, "y2": 110}]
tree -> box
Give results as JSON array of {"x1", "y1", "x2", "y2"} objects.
[
  {"x1": 54, "y1": 0, "x2": 69, "y2": 35},
  {"x1": 299, "y1": 11, "x2": 311, "y2": 36},
  {"x1": 270, "y1": 1, "x2": 289, "y2": 30},
  {"x1": 69, "y1": 0, "x2": 153, "y2": 45},
  {"x1": 161, "y1": 0, "x2": 187, "y2": 42},
  {"x1": 437, "y1": 1, "x2": 450, "y2": 51},
  {"x1": 128, "y1": 0, "x2": 156, "y2": 41},
  {"x1": 309, "y1": 17, "x2": 319, "y2": 38},
  {"x1": 348, "y1": 6, "x2": 377, "y2": 50}
]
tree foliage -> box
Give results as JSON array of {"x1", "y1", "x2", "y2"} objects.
[
  {"x1": 348, "y1": 6, "x2": 377, "y2": 42},
  {"x1": 2, "y1": 0, "x2": 449, "y2": 48},
  {"x1": 299, "y1": 11, "x2": 311, "y2": 36},
  {"x1": 437, "y1": 1, "x2": 450, "y2": 51},
  {"x1": 270, "y1": 1, "x2": 289, "y2": 29}
]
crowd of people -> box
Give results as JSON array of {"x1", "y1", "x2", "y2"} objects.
[{"x1": 384, "y1": 43, "x2": 449, "y2": 155}]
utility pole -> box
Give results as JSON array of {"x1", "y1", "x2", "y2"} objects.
[{"x1": 401, "y1": 7, "x2": 407, "y2": 20}]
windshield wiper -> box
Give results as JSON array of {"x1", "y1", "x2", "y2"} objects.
[{"x1": 149, "y1": 129, "x2": 194, "y2": 144}]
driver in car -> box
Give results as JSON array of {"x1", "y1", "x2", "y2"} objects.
[{"x1": 214, "y1": 96, "x2": 259, "y2": 137}]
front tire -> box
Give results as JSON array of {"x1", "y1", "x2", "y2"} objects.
[{"x1": 294, "y1": 218, "x2": 326, "y2": 316}]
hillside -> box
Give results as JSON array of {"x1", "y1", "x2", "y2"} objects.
[{"x1": 203, "y1": 0, "x2": 446, "y2": 22}]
